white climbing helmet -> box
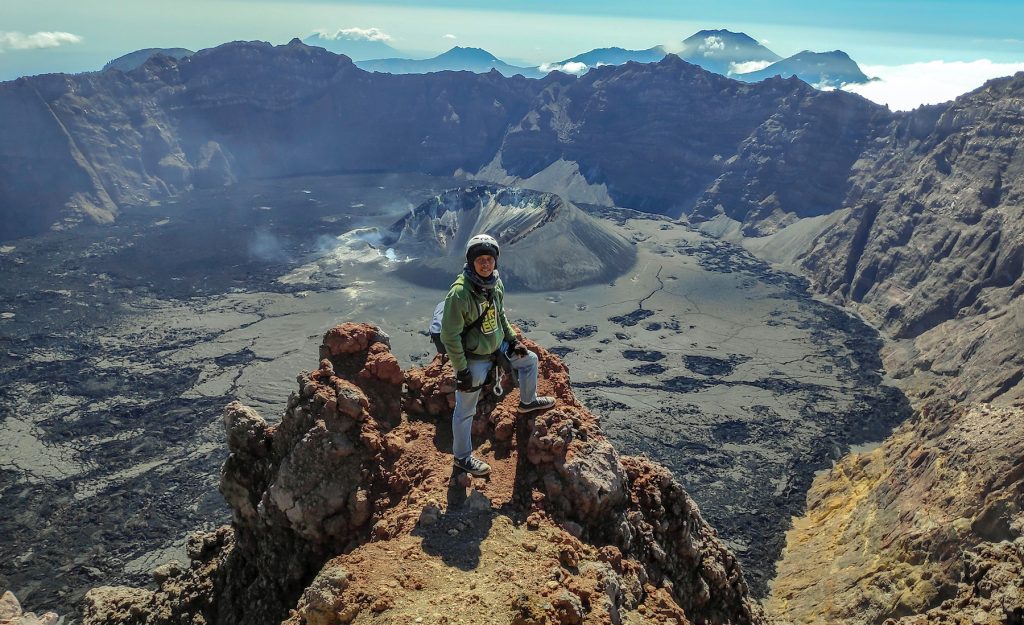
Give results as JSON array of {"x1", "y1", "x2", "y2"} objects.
[{"x1": 466, "y1": 233, "x2": 499, "y2": 264}]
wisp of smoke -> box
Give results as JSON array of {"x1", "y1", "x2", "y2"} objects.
[
  {"x1": 661, "y1": 40, "x2": 686, "y2": 55},
  {"x1": 248, "y1": 229, "x2": 291, "y2": 263},
  {"x1": 314, "y1": 234, "x2": 341, "y2": 255},
  {"x1": 354, "y1": 228, "x2": 388, "y2": 248}
]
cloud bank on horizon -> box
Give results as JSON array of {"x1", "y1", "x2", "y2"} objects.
[
  {"x1": 843, "y1": 60, "x2": 1024, "y2": 110},
  {"x1": 310, "y1": 26, "x2": 392, "y2": 42},
  {"x1": 0, "y1": 31, "x2": 83, "y2": 51}
]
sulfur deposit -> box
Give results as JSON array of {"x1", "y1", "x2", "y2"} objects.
[{"x1": 767, "y1": 401, "x2": 1024, "y2": 625}]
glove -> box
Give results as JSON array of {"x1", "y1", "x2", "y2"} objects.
[
  {"x1": 456, "y1": 368, "x2": 474, "y2": 392},
  {"x1": 506, "y1": 338, "x2": 528, "y2": 358}
]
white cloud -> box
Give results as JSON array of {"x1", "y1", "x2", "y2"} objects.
[
  {"x1": 842, "y1": 60, "x2": 1024, "y2": 111},
  {"x1": 312, "y1": 27, "x2": 392, "y2": 42},
  {"x1": 540, "y1": 61, "x2": 589, "y2": 76},
  {"x1": 443, "y1": 33, "x2": 457, "y2": 40},
  {"x1": 661, "y1": 41, "x2": 685, "y2": 55},
  {"x1": 699, "y1": 35, "x2": 725, "y2": 55},
  {"x1": 0, "y1": 31, "x2": 83, "y2": 52},
  {"x1": 729, "y1": 60, "x2": 773, "y2": 75}
]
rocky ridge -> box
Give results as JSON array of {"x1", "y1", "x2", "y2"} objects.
[{"x1": 82, "y1": 323, "x2": 763, "y2": 625}]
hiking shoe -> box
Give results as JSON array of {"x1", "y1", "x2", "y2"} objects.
[
  {"x1": 454, "y1": 455, "x2": 491, "y2": 477},
  {"x1": 518, "y1": 396, "x2": 556, "y2": 413}
]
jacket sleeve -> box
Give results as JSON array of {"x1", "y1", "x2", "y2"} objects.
[
  {"x1": 498, "y1": 290, "x2": 517, "y2": 344},
  {"x1": 440, "y1": 288, "x2": 469, "y2": 372}
]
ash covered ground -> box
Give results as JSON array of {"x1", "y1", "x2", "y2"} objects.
[{"x1": 0, "y1": 173, "x2": 908, "y2": 615}]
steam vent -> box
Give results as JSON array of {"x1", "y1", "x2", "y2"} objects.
[{"x1": 81, "y1": 322, "x2": 765, "y2": 625}]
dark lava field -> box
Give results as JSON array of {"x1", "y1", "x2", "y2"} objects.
[{"x1": 0, "y1": 173, "x2": 910, "y2": 615}]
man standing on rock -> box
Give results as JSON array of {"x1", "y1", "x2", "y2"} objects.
[{"x1": 441, "y1": 233, "x2": 556, "y2": 476}]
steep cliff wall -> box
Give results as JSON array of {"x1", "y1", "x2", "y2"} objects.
[
  {"x1": 799, "y1": 73, "x2": 1024, "y2": 405},
  {"x1": 767, "y1": 74, "x2": 1024, "y2": 625}
]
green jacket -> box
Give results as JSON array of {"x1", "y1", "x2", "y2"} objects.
[{"x1": 440, "y1": 274, "x2": 517, "y2": 372}]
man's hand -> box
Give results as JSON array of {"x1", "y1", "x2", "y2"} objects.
[
  {"x1": 456, "y1": 368, "x2": 474, "y2": 392},
  {"x1": 506, "y1": 338, "x2": 528, "y2": 358}
]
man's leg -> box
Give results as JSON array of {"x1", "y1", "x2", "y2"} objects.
[
  {"x1": 509, "y1": 349, "x2": 539, "y2": 404},
  {"x1": 509, "y1": 348, "x2": 556, "y2": 413},
  {"x1": 452, "y1": 358, "x2": 493, "y2": 460}
]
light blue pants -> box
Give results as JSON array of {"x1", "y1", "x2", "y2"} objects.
[{"x1": 452, "y1": 342, "x2": 539, "y2": 460}]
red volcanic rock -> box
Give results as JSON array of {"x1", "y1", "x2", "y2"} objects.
[
  {"x1": 320, "y1": 322, "x2": 375, "y2": 356},
  {"x1": 319, "y1": 322, "x2": 401, "y2": 422},
  {"x1": 361, "y1": 341, "x2": 403, "y2": 386}
]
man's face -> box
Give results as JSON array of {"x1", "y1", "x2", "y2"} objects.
[{"x1": 473, "y1": 254, "x2": 496, "y2": 278}]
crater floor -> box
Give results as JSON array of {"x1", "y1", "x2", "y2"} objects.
[{"x1": 0, "y1": 174, "x2": 909, "y2": 613}]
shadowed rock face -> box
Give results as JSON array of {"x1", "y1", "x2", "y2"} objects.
[
  {"x1": 486, "y1": 56, "x2": 887, "y2": 230},
  {"x1": 388, "y1": 184, "x2": 636, "y2": 290},
  {"x1": 83, "y1": 322, "x2": 765, "y2": 625},
  {"x1": 691, "y1": 88, "x2": 889, "y2": 235},
  {"x1": 0, "y1": 40, "x2": 541, "y2": 240},
  {"x1": 799, "y1": 72, "x2": 1024, "y2": 404}
]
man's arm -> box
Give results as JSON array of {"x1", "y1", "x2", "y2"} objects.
[{"x1": 440, "y1": 290, "x2": 469, "y2": 373}]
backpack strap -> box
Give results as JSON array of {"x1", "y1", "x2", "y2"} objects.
[{"x1": 460, "y1": 298, "x2": 492, "y2": 339}]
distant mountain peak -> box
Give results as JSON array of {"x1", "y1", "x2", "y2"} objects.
[
  {"x1": 102, "y1": 47, "x2": 194, "y2": 72},
  {"x1": 355, "y1": 46, "x2": 540, "y2": 78},
  {"x1": 738, "y1": 49, "x2": 869, "y2": 87},
  {"x1": 686, "y1": 29, "x2": 762, "y2": 45},
  {"x1": 440, "y1": 46, "x2": 499, "y2": 62},
  {"x1": 668, "y1": 29, "x2": 782, "y2": 73},
  {"x1": 302, "y1": 30, "x2": 402, "y2": 62}
]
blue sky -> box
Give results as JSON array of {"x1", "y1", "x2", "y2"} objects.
[{"x1": 3, "y1": 0, "x2": 1024, "y2": 107}]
